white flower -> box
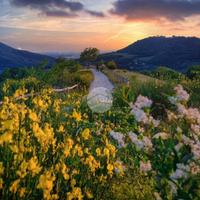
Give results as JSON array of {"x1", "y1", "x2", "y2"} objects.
[
  {"x1": 131, "y1": 106, "x2": 149, "y2": 123},
  {"x1": 110, "y1": 131, "x2": 126, "y2": 148},
  {"x1": 128, "y1": 132, "x2": 152, "y2": 151},
  {"x1": 128, "y1": 132, "x2": 144, "y2": 150},
  {"x1": 153, "y1": 132, "x2": 169, "y2": 140},
  {"x1": 134, "y1": 95, "x2": 152, "y2": 109},
  {"x1": 170, "y1": 163, "x2": 189, "y2": 180},
  {"x1": 140, "y1": 160, "x2": 152, "y2": 173}
]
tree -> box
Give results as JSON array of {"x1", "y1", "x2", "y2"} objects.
[{"x1": 80, "y1": 48, "x2": 99, "y2": 64}]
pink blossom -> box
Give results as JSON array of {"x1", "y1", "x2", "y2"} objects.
[
  {"x1": 143, "y1": 136, "x2": 153, "y2": 150},
  {"x1": 140, "y1": 160, "x2": 152, "y2": 173},
  {"x1": 134, "y1": 95, "x2": 152, "y2": 109},
  {"x1": 191, "y1": 124, "x2": 200, "y2": 136},
  {"x1": 174, "y1": 85, "x2": 190, "y2": 102}
]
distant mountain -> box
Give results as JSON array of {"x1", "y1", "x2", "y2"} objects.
[
  {"x1": 0, "y1": 42, "x2": 55, "y2": 72},
  {"x1": 100, "y1": 36, "x2": 200, "y2": 72}
]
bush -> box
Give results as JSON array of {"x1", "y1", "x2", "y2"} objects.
[
  {"x1": 106, "y1": 61, "x2": 118, "y2": 70},
  {"x1": 187, "y1": 65, "x2": 200, "y2": 80},
  {"x1": 74, "y1": 70, "x2": 94, "y2": 88}
]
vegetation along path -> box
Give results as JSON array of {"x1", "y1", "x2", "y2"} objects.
[{"x1": 89, "y1": 68, "x2": 114, "y2": 92}]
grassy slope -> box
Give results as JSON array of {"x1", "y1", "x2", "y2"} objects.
[{"x1": 103, "y1": 69, "x2": 157, "y2": 85}]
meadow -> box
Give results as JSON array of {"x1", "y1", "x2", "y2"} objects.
[{"x1": 0, "y1": 61, "x2": 200, "y2": 200}]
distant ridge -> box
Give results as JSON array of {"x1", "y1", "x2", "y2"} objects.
[
  {"x1": 100, "y1": 36, "x2": 200, "y2": 72},
  {"x1": 0, "y1": 42, "x2": 55, "y2": 72}
]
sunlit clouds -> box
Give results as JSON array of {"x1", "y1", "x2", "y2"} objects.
[{"x1": 0, "y1": 0, "x2": 200, "y2": 52}]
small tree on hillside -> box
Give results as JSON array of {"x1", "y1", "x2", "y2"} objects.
[{"x1": 80, "y1": 48, "x2": 99, "y2": 65}]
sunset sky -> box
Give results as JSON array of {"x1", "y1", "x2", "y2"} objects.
[{"x1": 1, "y1": 0, "x2": 200, "y2": 53}]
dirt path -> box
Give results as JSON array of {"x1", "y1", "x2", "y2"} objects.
[{"x1": 89, "y1": 69, "x2": 114, "y2": 92}]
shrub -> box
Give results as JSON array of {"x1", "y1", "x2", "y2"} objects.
[
  {"x1": 106, "y1": 61, "x2": 118, "y2": 70},
  {"x1": 187, "y1": 65, "x2": 200, "y2": 80},
  {"x1": 74, "y1": 70, "x2": 94, "y2": 89}
]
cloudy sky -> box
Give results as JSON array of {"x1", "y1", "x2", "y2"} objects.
[{"x1": 0, "y1": 0, "x2": 200, "y2": 52}]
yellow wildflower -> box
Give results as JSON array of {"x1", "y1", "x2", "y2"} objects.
[
  {"x1": 72, "y1": 110, "x2": 81, "y2": 121},
  {"x1": 85, "y1": 190, "x2": 93, "y2": 199},
  {"x1": 37, "y1": 171, "x2": 55, "y2": 200},
  {"x1": 81, "y1": 128, "x2": 91, "y2": 140},
  {"x1": 66, "y1": 138, "x2": 74, "y2": 149},
  {"x1": 103, "y1": 148, "x2": 110, "y2": 159},
  {"x1": 19, "y1": 187, "x2": 26, "y2": 198},
  {"x1": 107, "y1": 164, "x2": 114, "y2": 176},
  {"x1": 61, "y1": 163, "x2": 70, "y2": 180},
  {"x1": 29, "y1": 109, "x2": 39, "y2": 122},
  {"x1": 85, "y1": 155, "x2": 100, "y2": 173},
  {"x1": 67, "y1": 187, "x2": 83, "y2": 200},
  {"x1": 58, "y1": 125, "x2": 65, "y2": 133},
  {"x1": 10, "y1": 179, "x2": 20, "y2": 193},
  {"x1": 0, "y1": 132, "x2": 13, "y2": 145},
  {"x1": 28, "y1": 156, "x2": 42, "y2": 176},
  {"x1": 96, "y1": 148, "x2": 101, "y2": 156},
  {"x1": 16, "y1": 160, "x2": 28, "y2": 178}
]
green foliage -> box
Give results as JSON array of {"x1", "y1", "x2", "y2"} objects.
[
  {"x1": 187, "y1": 65, "x2": 200, "y2": 80},
  {"x1": 0, "y1": 58, "x2": 94, "y2": 100},
  {"x1": 74, "y1": 70, "x2": 94, "y2": 89},
  {"x1": 150, "y1": 66, "x2": 186, "y2": 81},
  {"x1": 106, "y1": 60, "x2": 118, "y2": 70},
  {"x1": 114, "y1": 78, "x2": 175, "y2": 119},
  {"x1": 80, "y1": 47, "x2": 99, "y2": 63},
  {"x1": 104, "y1": 171, "x2": 156, "y2": 200},
  {"x1": 0, "y1": 77, "x2": 46, "y2": 99}
]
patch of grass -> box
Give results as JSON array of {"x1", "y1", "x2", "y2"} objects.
[{"x1": 103, "y1": 69, "x2": 157, "y2": 85}]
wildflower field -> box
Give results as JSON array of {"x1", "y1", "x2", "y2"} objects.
[{"x1": 0, "y1": 65, "x2": 200, "y2": 199}]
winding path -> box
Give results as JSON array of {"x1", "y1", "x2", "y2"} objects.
[{"x1": 89, "y1": 69, "x2": 114, "y2": 92}]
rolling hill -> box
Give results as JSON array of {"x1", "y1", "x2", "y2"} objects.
[
  {"x1": 100, "y1": 36, "x2": 200, "y2": 72},
  {"x1": 0, "y1": 42, "x2": 55, "y2": 72}
]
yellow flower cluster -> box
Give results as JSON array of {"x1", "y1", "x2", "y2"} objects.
[{"x1": 0, "y1": 88, "x2": 123, "y2": 199}]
